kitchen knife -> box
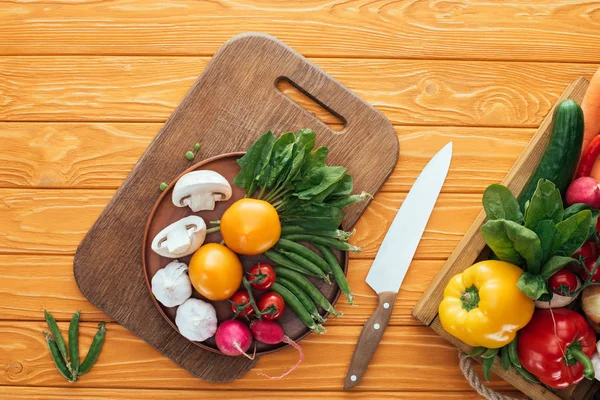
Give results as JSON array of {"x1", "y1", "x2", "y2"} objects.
[{"x1": 343, "y1": 142, "x2": 453, "y2": 389}]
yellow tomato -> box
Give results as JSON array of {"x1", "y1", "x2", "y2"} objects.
[
  {"x1": 189, "y1": 243, "x2": 243, "y2": 301},
  {"x1": 220, "y1": 199, "x2": 281, "y2": 256}
]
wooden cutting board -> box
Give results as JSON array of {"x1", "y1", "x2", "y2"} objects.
[
  {"x1": 413, "y1": 77, "x2": 592, "y2": 400},
  {"x1": 74, "y1": 33, "x2": 398, "y2": 382}
]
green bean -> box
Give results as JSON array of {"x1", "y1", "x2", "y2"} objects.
[
  {"x1": 274, "y1": 266, "x2": 341, "y2": 317},
  {"x1": 277, "y1": 239, "x2": 331, "y2": 273},
  {"x1": 79, "y1": 322, "x2": 106, "y2": 376},
  {"x1": 482, "y1": 355, "x2": 495, "y2": 382},
  {"x1": 481, "y1": 348, "x2": 499, "y2": 359},
  {"x1": 271, "y1": 282, "x2": 325, "y2": 333},
  {"x1": 44, "y1": 310, "x2": 69, "y2": 369},
  {"x1": 277, "y1": 276, "x2": 324, "y2": 323},
  {"x1": 514, "y1": 366, "x2": 540, "y2": 384},
  {"x1": 68, "y1": 311, "x2": 81, "y2": 378},
  {"x1": 500, "y1": 346, "x2": 511, "y2": 372},
  {"x1": 279, "y1": 250, "x2": 329, "y2": 282},
  {"x1": 508, "y1": 338, "x2": 521, "y2": 369},
  {"x1": 281, "y1": 234, "x2": 362, "y2": 253},
  {"x1": 467, "y1": 346, "x2": 486, "y2": 357},
  {"x1": 264, "y1": 250, "x2": 320, "y2": 277},
  {"x1": 45, "y1": 332, "x2": 75, "y2": 382},
  {"x1": 280, "y1": 225, "x2": 354, "y2": 242},
  {"x1": 315, "y1": 244, "x2": 353, "y2": 305},
  {"x1": 327, "y1": 192, "x2": 371, "y2": 209}
]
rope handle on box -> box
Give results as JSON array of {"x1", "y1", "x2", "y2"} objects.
[{"x1": 459, "y1": 351, "x2": 523, "y2": 400}]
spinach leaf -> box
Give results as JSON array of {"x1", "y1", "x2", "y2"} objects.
[
  {"x1": 233, "y1": 131, "x2": 275, "y2": 195},
  {"x1": 259, "y1": 132, "x2": 295, "y2": 188},
  {"x1": 564, "y1": 203, "x2": 600, "y2": 240},
  {"x1": 517, "y1": 272, "x2": 549, "y2": 300},
  {"x1": 523, "y1": 179, "x2": 563, "y2": 230},
  {"x1": 552, "y1": 210, "x2": 592, "y2": 257},
  {"x1": 540, "y1": 256, "x2": 577, "y2": 280},
  {"x1": 295, "y1": 165, "x2": 347, "y2": 200},
  {"x1": 325, "y1": 174, "x2": 353, "y2": 201},
  {"x1": 482, "y1": 184, "x2": 523, "y2": 223},
  {"x1": 533, "y1": 219, "x2": 557, "y2": 264},
  {"x1": 481, "y1": 219, "x2": 543, "y2": 273},
  {"x1": 279, "y1": 203, "x2": 344, "y2": 231}
]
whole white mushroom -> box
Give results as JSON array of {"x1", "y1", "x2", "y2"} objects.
[
  {"x1": 175, "y1": 298, "x2": 218, "y2": 342},
  {"x1": 151, "y1": 260, "x2": 193, "y2": 307}
]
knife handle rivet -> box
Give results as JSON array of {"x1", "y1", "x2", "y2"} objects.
[
  {"x1": 350, "y1": 375, "x2": 357, "y2": 382},
  {"x1": 374, "y1": 323, "x2": 381, "y2": 330},
  {"x1": 383, "y1": 302, "x2": 390, "y2": 309}
]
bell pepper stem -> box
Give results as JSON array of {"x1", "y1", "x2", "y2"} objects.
[{"x1": 570, "y1": 348, "x2": 595, "y2": 380}]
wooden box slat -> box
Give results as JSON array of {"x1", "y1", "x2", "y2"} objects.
[{"x1": 413, "y1": 78, "x2": 593, "y2": 400}]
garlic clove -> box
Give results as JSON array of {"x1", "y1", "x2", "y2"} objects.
[
  {"x1": 151, "y1": 216, "x2": 207, "y2": 258},
  {"x1": 151, "y1": 260, "x2": 192, "y2": 308},
  {"x1": 175, "y1": 298, "x2": 218, "y2": 342}
]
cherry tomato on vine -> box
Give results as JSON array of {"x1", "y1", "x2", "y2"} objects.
[
  {"x1": 229, "y1": 289, "x2": 255, "y2": 319},
  {"x1": 248, "y1": 262, "x2": 276, "y2": 291},
  {"x1": 258, "y1": 292, "x2": 284, "y2": 320},
  {"x1": 573, "y1": 241, "x2": 598, "y2": 262},
  {"x1": 548, "y1": 269, "x2": 578, "y2": 295}
]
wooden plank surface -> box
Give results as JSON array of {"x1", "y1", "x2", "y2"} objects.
[
  {"x1": 0, "y1": 57, "x2": 597, "y2": 127},
  {"x1": 1, "y1": 0, "x2": 599, "y2": 64},
  {"x1": 0, "y1": 387, "x2": 525, "y2": 400},
  {"x1": 0, "y1": 123, "x2": 532, "y2": 192},
  {"x1": 3, "y1": 0, "x2": 600, "y2": 397},
  {"x1": 0, "y1": 255, "x2": 439, "y2": 326},
  {"x1": 0, "y1": 322, "x2": 515, "y2": 392},
  {"x1": 0, "y1": 188, "x2": 482, "y2": 259}
]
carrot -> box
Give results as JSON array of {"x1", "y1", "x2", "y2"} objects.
[{"x1": 581, "y1": 67, "x2": 600, "y2": 154}]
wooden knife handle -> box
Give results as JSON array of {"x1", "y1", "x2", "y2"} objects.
[{"x1": 344, "y1": 291, "x2": 396, "y2": 389}]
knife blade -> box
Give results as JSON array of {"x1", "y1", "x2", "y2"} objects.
[{"x1": 343, "y1": 142, "x2": 453, "y2": 389}]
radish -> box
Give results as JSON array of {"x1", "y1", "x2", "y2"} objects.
[
  {"x1": 250, "y1": 320, "x2": 304, "y2": 379},
  {"x1": 215, "y1": 320, "x2": 254, "y2": 359},
  {"x1": 566, "y1": 177, "x2": 600, "y2": 208}
]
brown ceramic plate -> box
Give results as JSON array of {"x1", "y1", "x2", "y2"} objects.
[{"x1": 142, "y1": 152, "x2": 348, "y2": 355}]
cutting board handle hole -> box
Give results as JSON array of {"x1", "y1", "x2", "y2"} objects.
[{"x1": 276, "y1": 77, "x2": 346, "y2": 131}]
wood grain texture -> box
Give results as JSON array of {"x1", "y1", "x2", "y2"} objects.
[
  {"x1": 2, "y1": 0, "x2": 600, "y2": 63},
  {"x1": 0, "y1": 123, "x2": 533, "y2": 192},
  {"x1": 414, "y1": 78, "x2": 593, "y2": 400},
  {"x1": 72, "y1": 33, "x2": 398, "y2": 383},
  {"x1": 0, "y1": 56, "x2": 597, "y2": 126},
  {"x1": 0, "y1": 255, "x2": 440, "y2": 327},
  {"x1": 0, "y1": 189, "x2": 483, "y2": 260},
  {"x1": 0, "y1": 322, "x2": 515, "y2": 392},
  {"x1": 0, "y1": 387, "x2": 525, "y2": 400}
]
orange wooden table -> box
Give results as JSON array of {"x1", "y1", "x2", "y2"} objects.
[{"x1": 1, "y1": 1, "x2": 599, "y2": 399}]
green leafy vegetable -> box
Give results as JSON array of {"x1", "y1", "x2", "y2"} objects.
[
  {"x1": 540, "y1": 256, "x2": 577, "y2": 280},
  {"x1": 481, "y1": 219, "x2": 543, "y2": 273},
  {"x1": 523, "y1": 179, "x2": 563, "y2": 230},
  {"x1": 564, "y1": 203, "x2": 600, "y2": 240},
  {"x1": 533, "y1": 220, "x2": 557, "y2": 263},
  {"x1": 517, "y1": 272, "x2": 549, "y2": 300},
  {"x1": 234, "y1": 131, "x2": 276, "y2": 196},
  {"x1": 552, "y1": 210, "x2": 592, "y2": 257},
  {"x1": 482, "y1": 184, "x2": 523, "y2": 223}
]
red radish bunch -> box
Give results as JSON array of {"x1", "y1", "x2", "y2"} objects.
[{"x1": 214, "y1": 318, "x2": 303, "y2": 379}]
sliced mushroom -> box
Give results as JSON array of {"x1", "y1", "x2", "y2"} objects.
[
  {"x1": 151, "y1": 215, "x2": 207, "y2": 258},
  {"x1": 172, "y1": 170, "x2": 232, "y2": 212}
]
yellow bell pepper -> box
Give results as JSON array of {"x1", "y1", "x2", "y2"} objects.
[{"x1": 439, "y1": 260, "x2": 534, "y2": 349}]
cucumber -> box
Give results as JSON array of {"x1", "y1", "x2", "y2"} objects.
[{"x1": 517, "y1": 99, "x2": 584, "y2": 209}]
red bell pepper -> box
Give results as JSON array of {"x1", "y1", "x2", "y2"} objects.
[{"x1": 517, "y1": 308, "x2": 596, "y2": 389}]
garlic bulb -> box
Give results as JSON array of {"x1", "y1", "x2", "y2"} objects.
[
  {"x1": 175, "y1": 298, "x2": 218, "y2": 342},
  {"x1": 151, "y1": 260, "x2": 192, "y2": 307}
]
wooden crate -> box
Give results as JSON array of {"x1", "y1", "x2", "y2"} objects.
[{"x1": 412, "y1": 77, "x2": 599, "y2": 400}]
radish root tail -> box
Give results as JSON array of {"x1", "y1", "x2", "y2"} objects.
[
  {"x1": 257, "y1": 336, "x2": 304, "y2": 380},
  {"x1": 234, "y1": 342, "x2": 256, "y2": 361}
]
